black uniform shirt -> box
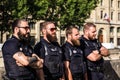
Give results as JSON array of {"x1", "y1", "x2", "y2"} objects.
[
  {"x1": 80, "y1": 36, "x2": 104, "y2": 67},
  {"x1": 62, "y1": 41, "x2": 83, "y2": 61},
  {"x1": 62, "y1": 41, "x2": 87, "y2": 74},
  {"x1": 2, "y1": 35, "x2": 35, "y2": 79},
  {"x1": 34, "y1": 38, "x2": 62, "y2": 59},
  {"x1": 2, "y1": 35, "x2": 20, "y2": 56},
  {"x1": 34, "y1": 38, "x2": 64, "y2": 78}
]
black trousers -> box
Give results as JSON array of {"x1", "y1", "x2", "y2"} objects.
[
  {"x1": 72, "y1": 73, "x2": 84, "y2": 80},
  {"x1": 45, "y1": 77, "x2": 60, "y2": 80},
  {"x1": 3, "y1": 75, "x2": 36, "y2": 80},
  {"x1": 88, "y1": 71, "x2": 104, "y2": 80}
]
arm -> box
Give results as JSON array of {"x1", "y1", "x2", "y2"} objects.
[
  {"x1": 13, "y1": 51, "x2": 30, "y2": 66},
  {"x1": 31, "y1": 54, "x2": 44, "y2": 80},
  {"x1": 13, "y1": 52, "x2": 44, "y2": 80},
  {"x1": 64, "y1": 61, "x2": 73, "y2": 80},
  {"x1": 35, "y1": 58, "x2": 44, "y2": 80},
  {"x1": 29, "y1": 54, "x2": 43, "y2": 69},
  {"x1": 87, "y1": 50, "x2": 102, "y2": 61},
  {"x1": 84, "y1": 72, "x2": 88, "y2": 80},
  {"x1": 13, "y1": 52, "x2": 43, "y2": 68},
  {"x1": 100, "y1": 46, "x2": 109, "y2": 57}
]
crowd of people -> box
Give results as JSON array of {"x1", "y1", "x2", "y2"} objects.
[{"x1": 2, "y1": 19, "x2": 109, "y2": 80}]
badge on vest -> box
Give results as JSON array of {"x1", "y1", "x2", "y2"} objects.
[
  {"x1": 20, "y1": 47, "x2": 23, "y2": 51},
  {"x1": 51, "y1": 48, "x2": 57, "y2": 51},
  {"x1": 73, "y1": 50, "x2": 77, "y2": 54}
]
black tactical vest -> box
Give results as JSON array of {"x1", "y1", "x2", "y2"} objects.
[
  {"x1": 66, "y1": 45, "x2": 84, "y2": 75},
  {"x1": 80, "y1": 37, "x2": 104, "y2": 67},
  {"x1": 41, "y1": 41, "x2": 63, "y2": 78}
]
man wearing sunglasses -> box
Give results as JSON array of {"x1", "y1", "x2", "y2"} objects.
[
  {"x1": 2, "y1": 19, "x2": 43, "y2": 80},
  {"x1": 34, "y1": 21, "x2": 64, "y2": 80}
]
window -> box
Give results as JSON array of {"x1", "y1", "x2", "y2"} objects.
[
  {"x1": 118, "y1": 13, "x2": 120, "y2": 21},
  {"x1": 111, "y1": 0, "x2": 113, "y2": 7},
  {"x1": 60, "y1": 36, "x2": 65, "y2": 45},
  {"x1": 118, "y1": 1, "x2": 120, "y2": 8},
  {"x1": 30, "y1": 36, "x2": 35, "y2": 46},
  {"x1": 110, "y1": 27, "x2": 114, "y2": 33},
  {"x1": 100, "y1": 0, "x2": 103, "y2": 6},
  {"x1": 117, "y1": 27, "x2": 120, "y2": 32},
  {"x1": 110, "y1": 38, "x2": 114, "y2": 43},
  {"x1": 111, "y1": 12, "x2": 113, "y2": 20},
  {"x1": 100, "y1": 11, "x2": 103, "y2": 19},
  {"x1": 79, "y1": 26, "x2": 83, "y2": 31},
  {"x1": 117, "y1": 38, "x2": 120, "y2": 45},
  {"x1": 29, "y1": 22, "x2": 35, "y2": 29}
]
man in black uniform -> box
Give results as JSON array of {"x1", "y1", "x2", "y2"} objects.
[
  {"x1": 62, "y1": 25, "x2": 87, "y2": 80},
  {"x1": 80, "y1": 23, "x2": 109, "y2": 80},
  {"x1": 34, "y1": 21, "x2": 64, "y2": 80},
  {"x1": 2, "y1": 19, "x2": 43, "y2": 80}
]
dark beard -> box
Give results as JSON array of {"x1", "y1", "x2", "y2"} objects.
[
  {"x1": 18, "y1": 31, "x2": 31, "y2": 45},
  {"x1": 71, "y1": 39, "x2": 80, "y2": 46},
  {"x1": 46, "y1": 33, "x2": 57, "y2": 42}
]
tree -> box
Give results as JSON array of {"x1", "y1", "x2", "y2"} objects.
[
  {"x1": 0, "y1": 0, "x2": 13, "y2": 42},
  {"x1": 43, "y1": 0, "x2": 99, "y2": 29},
  {"x1": 0, "y1": 0, "x2": 99, "y2": 42},
  {"x1": 0, "y1": 0, "x2": 48, "y2": 42}
]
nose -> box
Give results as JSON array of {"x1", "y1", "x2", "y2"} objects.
[
  {"x1": 27, "y1": 28, "x2": 30, "y2": 33},
  {"x1": 78, "y1": 34, "x2": 80, "y2": 37},
  {"x1": 94, "y1": 32, "x2": 97, "y2": 35}
]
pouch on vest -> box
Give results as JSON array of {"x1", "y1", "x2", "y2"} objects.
[
  {"x1": 67, "y1": 46, "x2": 84, "y2": 75},
  {"x1": 42, "y1": 42, "x2": 63, "y2": 76}
]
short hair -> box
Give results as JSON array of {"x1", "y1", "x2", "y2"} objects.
[
  {"x1": 83, "y1": 23, "x2": 96, "y2": 32},
  {"x1": 65, "y1": 25, "x2": 79, "y2": 37},
  {"x1": 12, "y1": 19, "x2": 27, "y2": 32},
  {"x1": 40, "y1": 21, "x2": 54, "y2": 31}
]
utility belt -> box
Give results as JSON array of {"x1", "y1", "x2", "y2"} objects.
[
  {"x1": 3, "y1": 74, "x2": 35, "y2": 80},
  {"x1": 44, "y1": 75, "x2": 61, "y2": 80},
  {"x1": 88, "y1": 66, "x2": 103, "y2": 72},
  {"x1": 44, "y1": 74, "x2": 62, "y2": 79}
]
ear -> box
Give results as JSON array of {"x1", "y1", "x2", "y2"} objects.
[
  {"x1": 42, "y1": 28, "x2": 46, "y2": 34},
  {"x1": 14, "y1": 27, "x2": 19, "y2": 33},
  {"x1": 85, "y1": 30, "x2": 88, "y2": 35},
  {"x1": 68, "y1": 34, "x2": 72, "y2": 39}
]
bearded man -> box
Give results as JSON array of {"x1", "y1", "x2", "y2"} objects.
[
  {"x1": 80, "y1": 23, "x2": 109, "y2": 80},
  {"x1": 2, "y1": 19, "x2": 43, "y2": 80},
  {"x1": 34, "y1": 21, "x2": 64, "y2": 80},
  {"x1": 62, "y1": 25, "x2": 87, "y2": 80}
]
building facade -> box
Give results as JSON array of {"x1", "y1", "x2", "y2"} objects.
[
  {"x1": 86, "y1": 0, "x2": 120, "y2": 47},
  {"x1": 2, "y1": 0, "x2": 120, "y2": 48}
]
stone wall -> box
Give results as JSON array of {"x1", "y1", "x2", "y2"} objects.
[{"x1": 104, "y1": 60, "x2": 120, "y2": 80}]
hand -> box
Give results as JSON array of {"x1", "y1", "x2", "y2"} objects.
[
  {"x1": 32, "y1": 54, "x2": 42, "y2": 60},
  {"x1": 29, "y1": 53, "x2": 43, "y2": 69},
  {"x1": 92, "y1": 50, "x2": 99, "y2": 54},
  {"x1": 16, "y1": 61, "x2": 24, "y2": 66},
  {"x1": 30, "y1": 60, "x2": 43, "y2": 69},
  {"x1": 32, "y1": 53, "x2": 44, "y2": 63}
]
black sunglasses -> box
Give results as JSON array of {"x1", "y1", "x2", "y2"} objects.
[
  {"x1": 49, "y1": 28, "x2": 57, "y2": 32},
  {"x1": 18, "y1": 26, "x2": 30, "y2": 30}
]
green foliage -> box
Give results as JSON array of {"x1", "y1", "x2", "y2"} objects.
[
  {"x1": 0, "y1": 0, "x2": 99, "y2": 33},
  {"x1": 43, "y1": 0, "x2": 99, "y2": 29}
]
